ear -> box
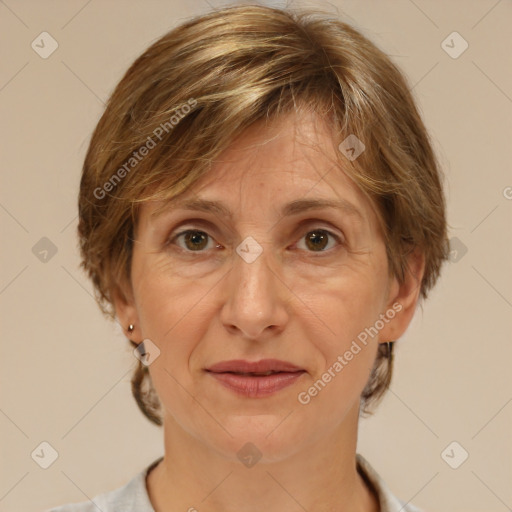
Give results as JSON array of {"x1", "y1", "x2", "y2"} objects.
[
  {"x1": 111, "y1": 278, "x2": 141, "y2": 340},
  {"x1": 378, "y1": 247, "x2": 426, "y2": 343}
]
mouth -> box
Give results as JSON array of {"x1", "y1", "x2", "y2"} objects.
[
  {"x1": 206, "y1": 358, "x2": 304, "y2": 374},
  {"x1": 205, "y1": 359, "x2": 306, "y2": 397},
  {"x1": 219, "y1": 370, "x2": 286, "y2": 376}
]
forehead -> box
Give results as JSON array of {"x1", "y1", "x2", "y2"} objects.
[
  {"x1": 139, "y1": 110, "x2": 381, "y2": 233},
  {"x1": 206, "y1": 109, "x2": 340, "y2": 181}
]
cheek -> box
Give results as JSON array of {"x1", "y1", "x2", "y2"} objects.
[
  {"x1": 134, "y1": 270, "x2": 205, "y2": 417},
  {"x1": 133, "y1": 254, "x2": 208, "y2": 335},
  {"x1": 133, "y1": 260, "x2": 217, "y2": 376},
  {"x1": 296, "y1": 263, "x2": 386, "y2": 342},
  {"x1": 297, "y1": 282, "x2": 381, "y2": 413},
  {"x1": 296, "y1": 264, "x2": 386, "y2": 388}
]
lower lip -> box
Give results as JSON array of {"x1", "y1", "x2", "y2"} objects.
[{"x1": 207, "y1": 371, "x2": 306, "y2": 397}]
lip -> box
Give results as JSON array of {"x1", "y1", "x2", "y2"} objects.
[
  {"x1": 206, "y1": 359, "x2": 306, "y2": 398},
  {"x1": 206, "y1": 359, "x2": 304, "y2": 374},
  {"x1": 205, "y1": 359, "x2": 306, "y2": 398},
  {"x1": 207, "y1": 371, "x2": 306, "y2": 397}
]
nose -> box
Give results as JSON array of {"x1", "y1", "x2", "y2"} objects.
[{"x1": 220, "y1": 243, "x2": 289, "y2": 341}]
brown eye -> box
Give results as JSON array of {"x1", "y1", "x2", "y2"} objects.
[
  {"x1": 298, "y1": 229, "x2": 340, "y2": 252},
  {"x1": 176, "y1": 230, "x2": 212, "y2": 251}
]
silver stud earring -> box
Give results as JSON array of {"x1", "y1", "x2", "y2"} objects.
[{"x1": 127, "y1": 324, "x2": 135, "y2": 333}]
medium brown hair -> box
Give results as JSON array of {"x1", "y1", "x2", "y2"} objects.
[{"x1": 78, "y1": 4, "x2": 450, "y2": 425}]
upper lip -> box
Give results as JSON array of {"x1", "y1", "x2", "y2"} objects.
[{"x1": 206, "y1": 359, "x2": 304, "y2": 374}]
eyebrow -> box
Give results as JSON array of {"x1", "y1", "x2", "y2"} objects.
[{"x1": 151, "y1": 197, "x2": 363, "y2": 221}]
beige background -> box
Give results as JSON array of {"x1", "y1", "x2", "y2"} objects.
[{"x1": 1, "y1": 0, "x2": 511, "y2": 511}]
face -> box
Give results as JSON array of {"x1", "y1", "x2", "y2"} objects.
[{"x1": 115, "y1": 110, "x2": 420, "y2": 463}]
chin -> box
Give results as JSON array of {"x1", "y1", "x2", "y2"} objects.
[{"x1": 204, "y1": 414, "x2": 313, "y2": 465}]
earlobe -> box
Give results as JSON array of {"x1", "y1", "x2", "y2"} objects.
[
  {"x1": 111, "y1": 281, "x2": 140, "y2": 339},
  {"x1": 379, "y1": 248, "x2": 426, "y2": 342}
]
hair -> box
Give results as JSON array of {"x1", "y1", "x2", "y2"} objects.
[{"x1": 78, "y1": 3, "x2": 450, "y2": 425}]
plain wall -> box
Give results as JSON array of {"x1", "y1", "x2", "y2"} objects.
[{"x1": 1, "y1": 1, "x2": 511, "y2": 511}]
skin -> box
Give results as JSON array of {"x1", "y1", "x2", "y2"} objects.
[{"x1": 113, "y1": 109, "x2": 425, "y2": 512}]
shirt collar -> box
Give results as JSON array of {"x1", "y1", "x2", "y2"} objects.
[{"x1": 119, "y1": 454, "x2": 420, "y2": 512}]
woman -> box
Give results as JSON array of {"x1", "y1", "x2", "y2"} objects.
[{"x1": 49, "y1": 4, "x2": 449, "y2": 511}]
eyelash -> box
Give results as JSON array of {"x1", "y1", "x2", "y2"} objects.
[{"x1": 167, "y1": 226, "x2": 344, "y2": 255}]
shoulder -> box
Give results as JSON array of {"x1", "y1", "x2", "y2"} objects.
[
  {"x1": 356, "y1": 453, "x2": 427, "y2": 512},
  {"x1": 44, "y1": 457, "x2": 162, "y2": 512}
]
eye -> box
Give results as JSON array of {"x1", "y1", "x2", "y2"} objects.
[
  {"x1": 172, "y1": 229, "x2": 219, "y2": 252},
  {"x1": 168, "y1": 227, "x2": 343, "y2": 254},
  {"x1": 295, "y1": 228, "x2": 342, "y2": 252}
]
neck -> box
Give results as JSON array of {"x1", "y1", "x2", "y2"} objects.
[{"x1": 146, "y1": 402, "x2": 379, "y2": 512}]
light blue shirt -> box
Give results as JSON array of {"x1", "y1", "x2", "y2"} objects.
[{"x1": 46, "y1": 453, "x2": 425, "y2": 512}]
